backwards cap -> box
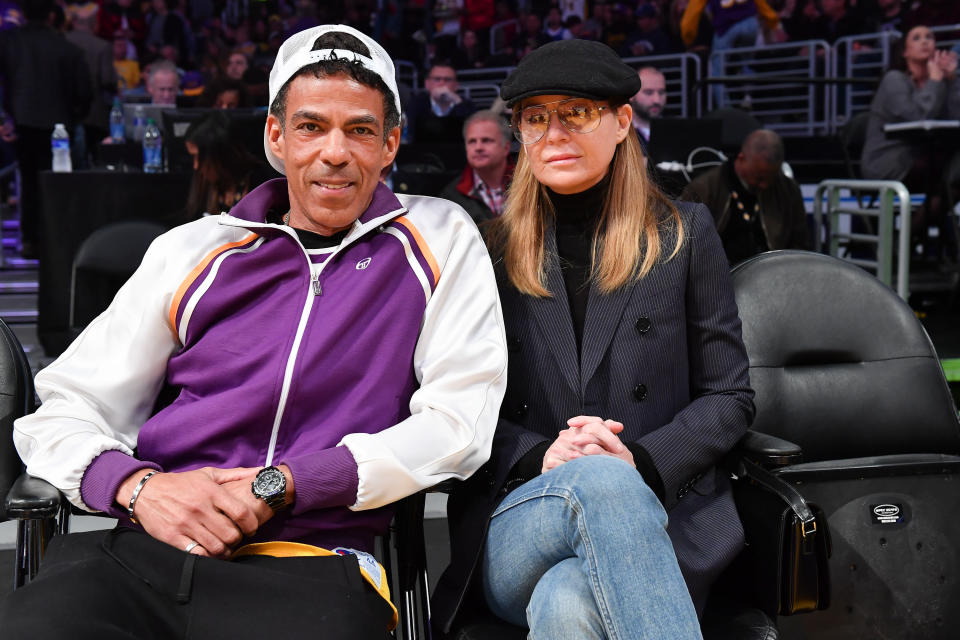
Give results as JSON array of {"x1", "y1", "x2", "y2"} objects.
[{"x1": 264, "y1": 24, "x2": 402, "y2": 175}]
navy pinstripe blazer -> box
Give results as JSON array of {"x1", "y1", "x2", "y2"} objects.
[{"x1": 433, "y1": 201, "x2": 755, "y2": 633}]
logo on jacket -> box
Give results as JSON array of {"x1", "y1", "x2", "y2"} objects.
[{"x1": 356, "y1": 258, "x2": 372, "y2": 270}]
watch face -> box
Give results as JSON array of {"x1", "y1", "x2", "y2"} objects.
[{"x1": 254, "y1": 468, "x2": 284, "y2": 497}]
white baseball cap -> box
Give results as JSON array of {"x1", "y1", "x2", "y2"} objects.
[{"x1": 263, "y1": 24, "x2": 403, "y2": 175}]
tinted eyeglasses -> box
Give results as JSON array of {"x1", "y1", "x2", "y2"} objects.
[{"x1": 512, "y1": 98, "x2": 610, "y2": 145}]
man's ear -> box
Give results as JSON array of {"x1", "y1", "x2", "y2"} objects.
[
  {"x1": 614, "y1": 103, "x2": 632, "y2": 143},
  {"x1": 382, "y1": 125, "x2": 402, "y2": 169},
  {"x1": 266, "y1": 113, "x2": 284, "y2": 158}
]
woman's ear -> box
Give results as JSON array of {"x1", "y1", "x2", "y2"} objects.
[{"x1": 614, "y1": 103, "x2": 632, "y2": 144}]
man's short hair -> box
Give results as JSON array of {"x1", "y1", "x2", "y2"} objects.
[
  {"x1": 269, "y1": 31, "x2": 401, "y2": 141},
  {"x1": 462, "y1": 110, "x2": 511, "y2": 145},
  {"x1": 741, "y1": 129, "x2": 784, "y2": 166},
  {"x1": 147, "y1": 60, "x2": 180, "y2": 86}
]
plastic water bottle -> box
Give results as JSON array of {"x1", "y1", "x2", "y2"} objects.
[
  {"x1": 51, "y1": 123, "x2": 72, "y2": 172},
  {"x1": 142, "y1": 118, "x2": 163, "y2": 173},
  {"x1": 109, "y1": 98, "x2": 125, "y2": 142},
  {"x1": 133, "y1": 105, "x2": 146, "y2": 143}
]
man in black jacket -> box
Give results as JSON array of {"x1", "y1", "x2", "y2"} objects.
[
  {"x1": 0, "y1": 0, "x2": 91, "y2": 257},
  {"x1": 681, "y1": 129, "x2": 809, "y2": 265}
]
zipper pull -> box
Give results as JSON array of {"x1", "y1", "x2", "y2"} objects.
[{"x1": 311, "y1": 272, "x2": 322, "y2": 296}]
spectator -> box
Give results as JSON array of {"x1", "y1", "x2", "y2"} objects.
[
  {"x1": 181, "y1": 111, "x2": 274, "y2": 219},
  {"x1": 434, "y1": 38, "x2": 752, "y2": 638},
  {"x1": 197, "y1": 75, "x2": 250, "y2": 109},
  {"x1": 904, "y1": 0, "x2": 960, "y2": 29},
  {"x1": 543, "y1": 6, "x2": 568, "y2": 41},
  {"x1": 0, "y1": 0, "x2": 91, "y2": 258},
  {"x1": 665, "y1": 0, "x2": 712, "y2": 57},
  {"x1": 0, "y1": 24, "x2": 505, "y2": 639},
  {"x1": 0, "y1": 0, "x2": 23, "y2": 30},
  {"x1": 624, "y1": 3, "x2": 671, "y2": 56},
  {"x1": 874, "y1": 0, "x2": 907, "y2": 33},
  {"x1": 145, "y1": 0, "x2": 190, "y2": 64},
  {"x1": 630, "y1": 66, "x2": 667, "y2": 149},
  {"x1": 67, "y1": 4, "x2": 117, "y2": 165},
  {"x1": 811, "y1": 0, "x2": 860, "y2": 44},
  {"x1": 440, "y1": 110, "x2": 514, "y2": 225},
  {"x1": 224, "y1": 48, "x2": 268, "y2": 105},
  {"x1": 97, "y1": 0, "x2": 146, "y2": 51},
  {"x1": 860, "y1": 25, "x2": 960, "y2": 258},
  {"x1": 511, "y1": 12, "x2": 549, "y2": 61},
  {"x1": 451, "y1": 28, "x2": 487, "y2": 69},
  {"x1": 681, "y1": 129, "x2": 809, "y2": 265},
  {"x1": 681, "y1": 0, "x2": 782, "y2": 104},
  {"x1": 408, "y1": 62, "x2": 476, "y2": 142},
  {"x1": 113, "y1": 32, "x2": 141, "y2": 92},
  {"x1": 145, "y1": 58, "x2": 179, "y2": 105}
]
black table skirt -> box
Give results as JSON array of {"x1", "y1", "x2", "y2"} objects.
[{"x1": 38, "y1": 170, "x2": 191, "y2": 356}]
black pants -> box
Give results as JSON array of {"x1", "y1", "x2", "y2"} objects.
[
  {"x1": 0, "y1": 528, "x2": 394, "y2": 639},
  {"x1": 12, "y1": 125, "x2": 54, "y2": 249}
]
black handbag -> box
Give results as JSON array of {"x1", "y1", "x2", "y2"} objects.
[{"x1": 732, "y1": 458, "x2": 832, "y2": 617}]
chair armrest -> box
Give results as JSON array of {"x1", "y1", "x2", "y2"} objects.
[
  {"x1": 736, "y1": 430, "x2": 803, "y2": 468},
  {"x1": 4, "y1": 473, "x2": 63, "y2": 519}
]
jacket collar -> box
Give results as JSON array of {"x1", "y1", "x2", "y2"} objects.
[{"x1": 454, "y1": 162, "x2": 515, "y2": 198}]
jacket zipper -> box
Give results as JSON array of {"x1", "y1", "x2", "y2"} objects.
[{"x1": 264, "y1": 240, "x2": 331, "y2": 466}]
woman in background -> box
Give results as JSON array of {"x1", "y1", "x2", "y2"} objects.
[
  {"x1": 861, "y1": 25, "x2": 960, "y2": 258},
  {"x1": 181, "y1": 111, "x2": 273, "y2": 220}
]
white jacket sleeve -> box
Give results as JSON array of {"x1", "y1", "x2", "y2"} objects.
[
  {"x1": 339, "y1": 206, "x2": 507, "y2": 510},
  {"x1": 13, "y1": 231, "x2": 183, "y2": 510}
]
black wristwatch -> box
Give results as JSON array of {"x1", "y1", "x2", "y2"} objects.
[{"x1": 251, "y1": 466, "x2": 287, "y2": 511}]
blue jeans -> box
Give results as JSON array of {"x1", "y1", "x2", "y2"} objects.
[
  {"x1": 482, "y1": 456, "x2": 702, "y2": 640},
  {"x1": 711, "y1": 16, "x2": 759, "y2": 107}
]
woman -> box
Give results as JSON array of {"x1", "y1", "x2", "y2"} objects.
[
  {"x1": 181, "y1": 111, "x2": 274, "y2": 221},
  {"x1": 433, "y1": 39, "x2": 754, "y2": 639},
  {"x1": 860, "y1": 24, "x2": 960, "y2": 252}
]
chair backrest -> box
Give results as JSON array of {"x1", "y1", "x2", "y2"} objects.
[
  {"x1": 703, "y1": 107, "x2": 763, "y2": 152},
  {"x1": 0, "y1": 319, "x2": 34, "y2": 521},
  {"x1": 838, "y1": 110, "x2": 870, "y2": 179},
  {"x1": 69, "y1": 221, "x2": 167, "y2": 331},
  {"x1": 732, "y1": 250, "x2": 960, "y2": 462}
]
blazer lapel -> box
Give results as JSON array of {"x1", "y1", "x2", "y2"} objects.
[
  {"x1": 580, "y1": 279, "x2": 637, "y2": 394},
  {"x1": 527, "y1": 230, "x2": 581, "y2": 396}
]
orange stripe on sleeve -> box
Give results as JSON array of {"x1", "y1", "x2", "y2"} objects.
[
  {"x1": 167, "y1": 233, "x2": 259, "y2": 339},
  {"x1": 394, "y1": 217, "x2": 440, "y2": 287}
]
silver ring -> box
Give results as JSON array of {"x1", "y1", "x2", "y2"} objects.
[{"x1": 184, "y1": 541, "x2": 199, "y2": 553}]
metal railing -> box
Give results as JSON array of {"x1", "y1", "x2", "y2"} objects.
[
  {"x1": 813, "y1": 179, "x2": 912, "y2": 300},
  {"x1": 623, "y1": 52, "x2": 702, "y2": 118},
  {"x1": 708, "y1": 39, "x2": 832, "y2": 136},
  {"x1": 456, "y1": 83, "x2": 501, "y2": 109},
  {"x1": 832, "y1": 31, "x2": 899, "y2": 127}
]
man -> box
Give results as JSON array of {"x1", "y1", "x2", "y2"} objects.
[
  {"x1": 146, "y1": 58, "x2": 179, "y2": 105},
  {"x1": 0, "y1": 0, "x2": 91, "y2": 258},
  {"x1": 66, "y1": 5, "x2": 117, "y2": 164},
  {"x1": 440, "y1": 110, "x2": 514, "y2": 225},
  {"x1": 1, "y1": 24, "x2": 506, "y2": 639},
  {"x1": 681, "y1": 128, "x2": 809, "y2": 265},
  {"x1": 629, "y1": 66, "x2": 667, "y2": 148},
  {"x1": 408, "y1": 62, "x2": 476, "y2": 143}
]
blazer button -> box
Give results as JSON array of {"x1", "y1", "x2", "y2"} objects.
[
  {"x1": 508, "y1": 335, "x2": 521, "y2": 352},
  {"x1": 633, "y1": 384, "x2": 648, "y2": 401},
  {"x1": 515, "y1": 403, "x2": 528, "y2": 419},
  {"x1": 635, "y1": 316, "x2": 652, "y2": 334}
]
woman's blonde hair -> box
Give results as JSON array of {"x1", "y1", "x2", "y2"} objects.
[{"x1": 488, "y1": 107, "x2": 684, "y2": 297}]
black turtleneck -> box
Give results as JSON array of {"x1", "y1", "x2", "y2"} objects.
[{"x1": 549, "y1": 176, "x2": 608, "y2": 353}]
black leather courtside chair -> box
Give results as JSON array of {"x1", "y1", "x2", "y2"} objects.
[
  {"x1": 731, "y1": 250, "x2": 960, "y2": 640},
  {"x1": 69, "y1": 220, "x2": 167, "y2": 334}
]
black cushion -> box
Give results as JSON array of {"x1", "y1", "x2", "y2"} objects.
[{"x1": 732, "y1": 251, "x2": 960, "y2": 462}]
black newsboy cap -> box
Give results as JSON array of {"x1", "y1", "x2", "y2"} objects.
[{"x1": 501, "y1": 39, "x2": 643, "y2": 107}]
